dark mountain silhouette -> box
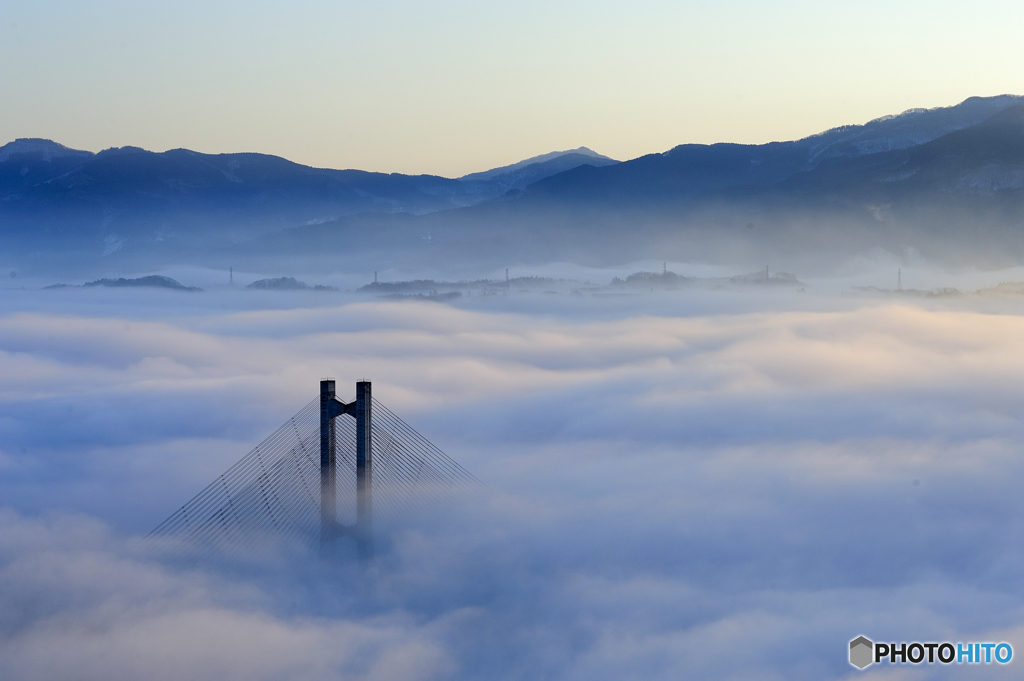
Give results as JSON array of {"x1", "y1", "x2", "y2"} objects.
[
  {"x1": 454, "y1": 97, "x2": 1024, "y2": 269},
  {"x1": 460, "y1": 146, "x2": 615, "y2": 180},
  {"x1": 460, "y1": 147, "x2": 618, "y2": 192},
  {"x1": 0, "y1": 140, "x2": 619, "y2": 263},
  {"x1": 764, "y1": 104, "x2": 1024, "y2": 198},
  {"x1": 6, "y1": 95, "x2": 1024, "y2": 275},
  {"x1": 80, "y1": 275, "x2": 200, "y2": 290},
  {"x1": 246, "y1": 276, "x2": 337, "y2": 291},
  {"x1": 517, "y1": 95, "x2": 1024, "y2": 208},
  {"x1": 460, "y1": 151, "x2": 619, "y2": 195},
  {"x1": 266, "y1": 97, "x2": 1024, "y2": 273}
]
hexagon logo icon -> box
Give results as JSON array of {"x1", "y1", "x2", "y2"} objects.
[{"x1": 849, "y1": 636, "x2": 874, "y2": 669}]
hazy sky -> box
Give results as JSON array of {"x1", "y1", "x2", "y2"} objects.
[{"x1": 3, "y1": 0, "x2": 1024, "y2": 176}]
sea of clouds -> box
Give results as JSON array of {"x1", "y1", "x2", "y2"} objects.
[{"x1": 3, "y1": 276, "x2": 1024, "y2": 680}]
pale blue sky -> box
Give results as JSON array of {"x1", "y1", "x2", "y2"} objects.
[{"x1": 3, "y1": 0, "x2": 1022, "y2": 176}]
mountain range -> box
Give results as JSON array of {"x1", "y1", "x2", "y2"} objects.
[
  {"x1": 4, "y1": 94, "x2": 1024, "y2": 275},
  {"x1": 0, "y1": 139, "x2": 616, "y2": 252}
]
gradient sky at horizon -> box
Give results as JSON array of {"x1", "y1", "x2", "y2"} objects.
[{"x1": 3, "y1": 0, "x2": 1024, "y2": 177}]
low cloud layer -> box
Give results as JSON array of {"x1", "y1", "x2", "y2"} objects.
[{"x1": 2, "y1": 286, "x2": 1024, "y2": 679}]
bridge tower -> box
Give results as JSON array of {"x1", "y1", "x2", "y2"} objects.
[
  {"x1": 149, "y1": 378, "x2": 480, "y2": 557},
  {"x1": 320, "y1": 379, "x2": 373, "y2": 556}
]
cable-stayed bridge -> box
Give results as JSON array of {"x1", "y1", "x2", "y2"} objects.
[{"x1": 149, "y1": 380, "x2": 479, "y2": 557}]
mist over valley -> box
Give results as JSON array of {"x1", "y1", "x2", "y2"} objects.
[{"x1": 6, "y1": 91, "x2": 1024, "y2": 681}]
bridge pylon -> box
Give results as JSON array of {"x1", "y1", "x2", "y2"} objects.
[
  {"x1": 149, "y1": 379, "x2": 480, "y2": 558},
  {"x1": 320, "y1": 378, "x2": 373, "y2": 557}
]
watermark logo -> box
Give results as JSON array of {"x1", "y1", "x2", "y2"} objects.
[
  {"x1": 849, "y1": 636, "x2": 1012, "y2": 669},
  {"x1": 849, "y1": 636, "x2": 873, "y2": 669}
]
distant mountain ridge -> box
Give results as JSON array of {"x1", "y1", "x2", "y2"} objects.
[
  {"x1": 6, "y1": 94, "x2": 1024, "y2": 275},
  {"x1": 439, "y1": 95, "x2": 1024, "y2": 271},
  {"x1": 0, "y1": 139, "x2": 614, "y2": 212},
  {"x1": 0, "y1": 143, "x2": 441, "y2": 259},
  {"x1": 0, "y1": 138, "x2": 92, "y2": 163},
  {"x1": 0, "y1": 140, "x2": 618, "y2": 259},
  {"x1": 520, "y1": 95, "x2": 1024, "y2": 207},
  {"x1": 316, "y1": 94, "x2": 1024, "y2": 273},
  {"x1": 460, "y1": 147, "x2": 617, "y2": 181}
]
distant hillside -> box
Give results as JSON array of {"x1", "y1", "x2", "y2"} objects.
[
  {"x1": 460, "y1": 152, "x2": 619, "y2": 195},
  {"x1": 461, "y1": 147, "x2": 617, "y2": 182},
  {"x1": 7, "y1": 95, "x2": 1024, "y2": 276},
  {"x1": 265, "y1": 96, "x2": 1024, "y2": 274},
  {"x1": 519, "y1": 95, "x2": 1024, "y2": 207},
  {"x1": 46, "y1": 275, "x2": 201, "y2": 290},
  {"x1": 246, "y1": 276, "x2": 337, "y2": 291},
  {"x1": 0, "y1": 139, "x2": 618, "y2": 265}
]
